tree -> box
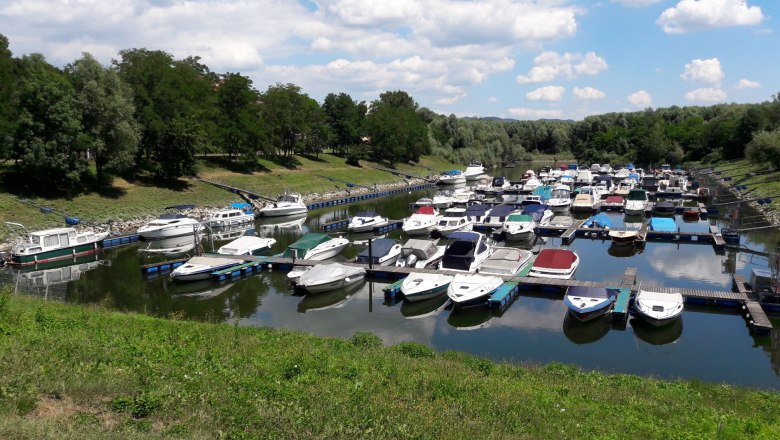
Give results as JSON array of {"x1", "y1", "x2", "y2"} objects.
[
  {"x1": 364, "y1": 100, "x2": 429, "y2": 166},
  {"x1": 0, "y1": 34, "x2": 18, "y2": 159},
  {"x1": 215, "y1": 72, "x2": 266, "y2": 161},
  {"x1": 322, "y1": 92, "x2": 365, "y2": 155},
  {"x1": 155, "y1": 117, "x2": 201, "y2": 179},
  {"x1": 260, "y1": 83, "x2": 324, "y2": 157},
  {"x1": 746, "y1": 129, "x2": 780, "y2": 169},
  {"x1": 66, "y1": 53, "x2": 140, "y2": 187}
]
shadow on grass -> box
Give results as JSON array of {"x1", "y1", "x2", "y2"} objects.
[
  {"x1": 0, "y1": 166, "x2": 129, "y2": 200},
  {"x1": 268, "y1": 155, "x2": 301, "y2": 170},
  {"x1": 198, "y1": 156, "x2": 271, "y2": 174},
  {"x1": 299, "y1": 153, "x2": 326, "y2": 163},
  {"x1": 131, "y1": 174, "x2": 191, "y2": 191}
]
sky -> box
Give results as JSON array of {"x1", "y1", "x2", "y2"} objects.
[{"x1": 1, "y1": 0, "x2": 777, "y2": 120}]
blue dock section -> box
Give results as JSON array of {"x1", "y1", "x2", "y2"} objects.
[
  {"x1": 322, "y1": 220, "x2": 403, "y2": 233},
  {"x1": 140, "y1": 258, "x2": 188, "y2": 274},
  {"x1": 382, "y1": 279, "x2": 405, "y2": 301},
  {"x1": 306, "y1": 183, "x2": 436, "y2": 211},
  {"x1": 488, "y1": 281, "x2": 520, "y2": 310},
  {"x1": 610, "y1": 287, "x2": 632, "y2": 329},
  {"x1": 211, "y1": 260, "x2": 267, "y2": 281},
  {"x1": 102, "y1": 233, "x2": 140, "y2": 248}
]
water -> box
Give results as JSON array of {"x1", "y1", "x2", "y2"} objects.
[{"x1": 4, "y1": 170, "x2": 780, "y2": 389}]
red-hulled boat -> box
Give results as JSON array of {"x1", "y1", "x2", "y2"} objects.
[
  {"x1": 528, "y1": 249, "x2": 580, "y2": 280},
  {"x1": 602, "y1": 195, "x2": 625, "y2": 211},
  {"x1": 682, "y1": 207, "x2": 700, "y2": 220}
]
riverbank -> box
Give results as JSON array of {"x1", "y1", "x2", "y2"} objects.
[
  {"x1": 708, "y1": 159, "x2": 780, "y2": 224},
  {"x1": 0, "y1": 292, "x2": 778, "y2": 439}
]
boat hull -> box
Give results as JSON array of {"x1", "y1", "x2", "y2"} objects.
[
  {"x1": 139, "y1": 224, "x2": 201, "y2": 240},
  {"x1": 258, "y1": 206, "x2": 307, "y2": 217},
  {"x1": 305, "y1": 242, "x2": 349, "y2": 260},
  {"x1": 300, "y1": 273, "x2": 365, "y2": 293},
  {"x1": 10, "y1": 242, "x2": 101, "y2": 266},
  {"x1": 402, "y1": 282, "x2": 450, "y2": 302}
]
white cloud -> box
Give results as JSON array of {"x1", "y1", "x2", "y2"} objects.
[
  {"x1": 735, "y1": 78, "x2": 760, "y2": 89},
  {"x1": 627, "y1": 90, "x2": 652, "y2": 107},
  {"x1": 657, "y1": 0, "x2": 764, "y2": 34},
  {"x1": 681, "y1": 58, "x2": 724, "y2": 84},
  {"x1": 611, "y1": 0, "x2": 663, "y2": 7},
  {"x1": 507, "y1": 107, "x2": 564, "y2": 119},
  {"x1": 526, "y1": 86, "x2": 565, "y2": 102},
  {"x1": 572, "y1": 86, "x2": 605, "y2": 100},
  {"x1": 516, "y1": 51, "x2": 608, "y2": 84},
  {"x1": 685, "y1": 87, "x2": 727, "y2": 102},
  {"x1": 488, "y1": 96, "x2": 497, "y2": 103}
]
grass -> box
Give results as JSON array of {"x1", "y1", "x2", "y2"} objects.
[
  {"x1": 712, "y1": 159, "x2": 780, "y2": 213},
  {"x1": 0, "y1": 291, "x2": 779, "y2": 439}
]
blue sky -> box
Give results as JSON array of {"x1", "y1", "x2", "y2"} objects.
[{"x1": 1, "y1": 0, "x2": 777, "y2": 120}]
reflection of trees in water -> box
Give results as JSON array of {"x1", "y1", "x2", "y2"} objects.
[{"x1": 722, "y1": 249, "x2": 738, "y2": 275}]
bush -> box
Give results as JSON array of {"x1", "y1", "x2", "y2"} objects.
[
  {"x1": 396, "y1": 342, "x2": 435, "y2": 358},
  {"x1": 350, "y1": 331, "x2": 382, "y2": 349}
]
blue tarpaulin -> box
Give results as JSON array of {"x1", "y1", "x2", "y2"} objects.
[
  {"x1": 649, "y1": 217, "x2": 676, "y2": 232},
  {"x1": 582, "y1": 213, "x2": 612, "y2": 229}
]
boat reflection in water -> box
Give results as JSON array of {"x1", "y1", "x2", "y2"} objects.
[
  {"x1": 138, "y1": 234, "x2": 201, "y2": 256},
  {"x1": 12, "y1": 254, "x2": 102, "y2": 299},
  {"x1": 297, "y1": 281, "x2": 363, "y2": 313},
  {"x1": 257, "y1": 214, "x2": 307, "y2": 231},
  {"x1": 630, "y1": 317, "x2": 683, "y2": 346},
  {"x1": 607, "y1": 243, "x2": 642, "y2": 258},
  {"x1": 207, "y1": 223, "x2": 255, "y2": 242},
  {"x1": 400, "y1": 295, "x2": 451, "y2": 319},
  {"x1": 562, "y1": 312, "x2": 611, "y2": 344},
  {"x1": 447, "y1": 306, "x2": 494, "y2": 330}
]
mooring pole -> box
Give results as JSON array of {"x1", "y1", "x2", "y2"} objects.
[{"x1": 368, "y1": 237, "x2": 373, "y2": 271}]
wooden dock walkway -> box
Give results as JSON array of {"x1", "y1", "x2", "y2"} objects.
[{"x1": 561, "y1": 219, "x2": 585, "y2": 244}]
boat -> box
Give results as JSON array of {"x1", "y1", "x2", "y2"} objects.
[
  {"x1": 138, "y1": 234, "x2": 199, "y2": 255},
  {"x1": 451, "y1": 188, "x2": 474, "y2": 204},
  {"x1": 602, "y1": 195, "x2": 625, "y2": 211},
  {"x1": 216, "y1": 236, "x2": 276, "y2": 256},
  {"x1": 653, "y1": 201, "x2": 677, "y2": 216},
  {"x1": 615, "y1": 179, "x2": 637, "y2": 196},
  {"x1": 503, "y1": 205, "x2": 553, "y2": 241},
  {"x1": 564, "y1": 286, "x2": 618, "y2": 322},
  {"x1": 402, "y1": 206, "x2": 440, "y2": 236},
  {"x1": 485, "y1": 176, "x2": 511, "y2": 196},
  {"x1": 521, "y1": 176, "x2": 541, "y2": 192},
  {"x1": 412, "y1": 197, "x2": 434, "y2": 209},
  {"x1": 661, "y1": 176, "x2": 687, "y2": 195},
  {"x1": 463, "y1": 162, "x2": 486, "y2": 181},
  {"x1": 478, "y1": 247, "x2": 533, "y2": 276},
  {"x1": 697, "y1": 187, "x2": 711, "y2": 200},
  {"x1": 528, "y1": 248, "x2": 580, "y2": 280},
  {"x1": 481, "y1": 204, "x2": 515, "y2": 229},
  {"x1": 170, "y1": 255, "x2": 245, "y2": 281},
  {"x1": 348, "y1": 211, "x2": 389, "y2": 232},
  {"x1": 576, "y1": 169, "x2": 593, "y2": 185},
  {"x1": 287, "y1": 266, "x2": 310, "y2": 283},
  {"x1": 624, "y1": 189, "x2": 649, "y2": 216},
  {"x1": 439, "y1": 231, "x2": 492, "y2": 273},
  {"x1": 296, "y1": 263, "x2": 366, "y2": 293},
  {"x1": 641, "y1": 175, "x2": 659, "y2": 192},
  {"x1": 571, "y1": 192, "x2": 595, "y2": 212},
  {"x1": 590, "y1": 163, "x2": 601, "y2": 173},
  {"x1": 599, "y1": 164, "x2": 613, "y2": 175},
  {"x1": 7, "y1": 224, "x2": 108, "y2": 266},
  {"x1": 447, "y1": 273, "x2": 503, "y2": 308},
  {"x1": 648, "y1": 217, "x2": 676, "y2": 234},
  {"x1": 400, "y1": 272, "x2": 453, "y2": 301},
  {"x1": 547, "y1": 184, "x2": 572, "y2": 212},
  {"x1": 206, "y1": 203, "x2": 255, "y2": 227},
  {"x1": 257, "y1": 192, "x2": 308, "y2": 217},
  {"x1": 438, "y1": 169, "x2": 466, "y2": 185},
  {"x1": 432, "y1": 190, "x2": 454, "y2": 209},
  {"x1": 682, "y1": 207, "x2": 700, "y2": 220},
  {"x1": 137, "y1": 215, "x2": 202, "y2": 240},
  {"x1": 280, "y1": 233, "x2": 350, "y2": 260},
  {"x1": 548, "y1": 215, "x2": 574, "y2": 228},
  {"x1": 464, "y1": 204, "x2": 491, "y2": 223},
  {"x1": 608, "y1": 230, "x2": 638, "y2": 245},
  {"x1": 582, "y1": 213, "x2": 611, "y2": 230},
  {"x1": 633, "y1": 289, "x2": 684, "y2": 327},
  {"x1": 395, "y1": 239, "x2": 445, "y2": 269},
  {"x1": 434, "y1": 207, "x2": 473, "y2": 234},
  {"x1": 596, "y1": 175, "x2": 613, "y2": 192},
  {"x1": 354, "y1": 238, "x2": 402, "y2": 266}
]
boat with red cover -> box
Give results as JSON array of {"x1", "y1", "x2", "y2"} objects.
[
  {"x1": 528, "y1": 248, "x2": 580, "y2": 280},
  {"x1": 602, "y1": 195, "x2": 625, "y2": 211}
]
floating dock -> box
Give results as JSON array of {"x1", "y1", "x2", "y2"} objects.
[
  {"x1": 322, "y1": 219, "x2": 403, "y2": 233},
  {"x1": 102, "y1": 233, "x2": 141, "y2": 248},
  {"x1": 140, "y1": 258, "x2": 188, "y2": 274},
  {"x1": 306, "y1": 183, "x2": 436, "y2": 210}
]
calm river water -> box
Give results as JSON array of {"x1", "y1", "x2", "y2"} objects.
[{"x1": 4, "y1": 166, "x2": 780, "y2": 389}]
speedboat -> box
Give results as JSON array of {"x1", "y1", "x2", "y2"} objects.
[
  {"x1": 438, "y1": 169, "x2": 466, "y2": 185},
  {"x1": 528, "y1": 248, "x2": 579, "y2": 280},
  {"x1": 633, "y1": 289, "x2": 684, "y2": 327},
  {"x1": 432, "y1": 191, "x2": 454, "y2": 209},
  {"x1": 653, "y1": 201, "x2": 677, "y2": 216},
  {"x1": 447, "y1": 273, "x2": 503, "y2": 308},
  {"x1": 257, "y1": 192, "x2": 308, "y2": 217},
  {"x1": 576, "y1": 169, "x2": 593, "y2": 185},
  {"x1": 451, "y1": 188, "x2": 474, "y2": 204},
  {"x1": 478, "y1": 247, "x2": 533, "y2": 277},
  {"x1": 682, "y1": 207, "x2": 700, "y2": 220},
  {"x1": 171, "y1": 255, "x2": 245, "y2": 281},
  {"x1": 7, "y1": 224, "x2": 108, "y2": 266},
  {"x1": 485, "y1": 176, "x2": 511, "y2": 196},
  {"x1": 624, "y1": 189, "x2": 649, "y2": 216},
  {"x1": 663, "y1": 176, "x2": 687, "y2": 195},
  {"x1": 402, "y1": 206, "x2": 440, "y2": 236},
  {"x1": 503, "y1": 205, "x2": 553, "y2": 241},
  {"x1": 354, "y1": 238, "x2": 402, "y2": 266},
  {"x1": 395, "y1": 239, "x2": 445, "y2": 269},
  {"x1": 287, "y1": 266, "x2": 310, "y2": 283},
  {"x1": 548, "y1": 215, "x2": 574, "y2": 228},
  {"x1": 297, "y1": 263, "x2": 366, "y2": 293},
  {"x1": 280, "y1": 233, "x2": 350, "y2": 260},
  {"x1": 217, "y1": 236, "x2": 276, "y2": 256},
  {"x1": 463, "y1": 162, "x2": 486, "y2": 181},
  {"x1": 348, "y1": 211, "x2": 389, "y2": 232},
  {"x1": 571, "y1": 193, "x2": 595, "y2": 212},
  {"x1": 608, "y1": 230, "x2": 638, "y2": 245},
  {"x1": 521, "y1": 176, "x2": 541, "y2": 192},
  {"x1": 439, "y1": 231, "x2": 492, "y2": 273},
  {"x1": 401, "y1": 272, "x2": 453, "y2": 302},
  {"x1": 434, "y1": 207, "x2": 473, "y2": 234},
  {"x1": 547, "y1": 184, "x2": 572, "y2": 212},
  {"x1": 602, "y1": 195, "x2": 625, "y2": 211},
  {"x1": 138, "y1": 215, "x2": 202, "y2": 240},
  {"x1": 481, "y1": 204, "x2": 515, "y2": 229},
  {"x1": 564, "y1": 286, "x2": 617, "y2": 322},
  {"x1": 206, "y1": 204, "x2": 255, "y2": 227},
  {"x1": 613, "y1": 180, "x2": 636, "y2": 197},
  {"x1": 412, "y1": 197, "x2": 434, "y2": 209},
  {"x1": 464, "y1": 204, "x2": 491, "y2": 223}
]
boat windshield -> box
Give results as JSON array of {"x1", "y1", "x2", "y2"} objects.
[
  {"x1": 279, "y1": 195, "x2": 299, "y2": 203},
  {"x1": 553, "y1": 189, "x2": 569, "y2": 198}
]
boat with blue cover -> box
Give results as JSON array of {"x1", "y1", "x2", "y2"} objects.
[
  {"x1": 355, "y1": 238, "x2": 402, "y2": 266},
  {"x1": 206, "y1": 202, "x2": 255, "y2": 227},
  {"x1": 465, "y1": 204, "x2": 491, "y2": 223},
  {"x1": 482, "y1": 204, "x2": 516, "y2": 229},
  {"x1": 648, "y1": 217, "x2": 676, "y2": 233},
  {"x1": 439, "y1": 231, "x2": 492, "y2": 273},
  {"x1": 438, "y1": 169, "x2": 466, "y2": 185},
  {"x1": 582, "y1": 213, "x2": 612, "y2": 229}
]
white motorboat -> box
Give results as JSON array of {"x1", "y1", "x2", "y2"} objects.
[
  {"x1": 503, "y1": 204, "x2": 552, "y2": 241},
  {"x1": 439, "y1": 231, "x2": 492, "y2": 273},
  {"x1": 564, "y1": 286, "x2": 617, "y2": 322},
  {"x1": 482, "y1": 204, "x2": 515, "y2": 229},
  {"x1": 608, "y1": 230, "x2": 638, "y2": 246},
  {"x1": 613, "y1": 180, "x2": 636, "y2": 197},
  {"x1": 484, "y1": 176, "x2": 511, "y2": 196},
  {"x1": 395, "y1": 239, "x2": 445, "y2": 269},
  {"x1": 464, "y1": 204, "x2": 491, "y2": 223},
  {"x1": 287, "y1": 266, "x2": 310, "y2": 283},
  {"x1": 297, "y1": 263, "x2": 366, "y2": 293},
  {"x1": 171, "y1": 255, "x2": 245, "y2": 281},
  {"x1": 463, "y1": 162, "x2": 486, "y2": 181},
  {"x1": 435, "y1": 207, "x2": 474, "y2": 234},
  {"x1": 478, "y1": 247, "x2": 533, "y2": 277},
  {"x1": 625, "y1": 188, "x2": 649, "y2": 216},
  {"x1": 412, "y1": 197, "x2": 434, "y2": 209},
  {"x1": 401, "y1": 272, "x2": 453, "y2": 301},
  {"x1": 522, "y1": 176, "x2": 541, "y2": 192},
  {"x1": 571, "y1": 193, "x2": 594, "y2": 212},
  {"x1": 547, "y1": 184, "x2": 572, "y2": 212},
  {"x1": 138, "y1": 215, "x2": 202, "y2": 240},
  {"x1": 217, "y1": 236, "x2": 276, "y2": 256},
  {"x1": 257, "y1": 192, "x2": 308, "y2": 217},
  {"x1": 402, "y1": 206, "x2": 439, "y2": 236},
  {"x1": 528, "y1": 249, "x2": 579, "y2": 280},
  {"x1": 432, "y1": 191, "x2": 454, "y2": 209},
  {"x1": 355, "y1": 238, "x2": 402, "y2": 266},
  {"x1": 576, "y1": 169, "x2": 593, "y2": 185},
  {"x1": 447, "y1": 273, "x2": 503, "y2": 307},
  {"x1": 280, "y1": 233, "x2": 350, "y2": 260},
  {"x1": 451, "y1": 187, "x2": 474, "y2": 204},
  {"x1": 206, "y1": 203, "x2": 255, "y2": 227},
  {"x1": 348, "y1": 211, "x2": 389, "y2": 233},
  {"x1": 548, "y1": 215, "x2": 574, "y2": 228},
  {"x1": 438, "y1": 170, "x2": 466, "y2": 185},
  {"x1": 633, "y1": 290, "x2": 684, "y2": 327},
  {"x1": 7, "y1": 223, "x2": 108, "y2": 266}
]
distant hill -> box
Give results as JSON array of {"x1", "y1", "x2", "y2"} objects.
[{"x1": 461, "y1": 116, "x2": 575, "y2": 123}]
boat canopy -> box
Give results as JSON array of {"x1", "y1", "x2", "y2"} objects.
[
  {"x1": 522, "y1": 204, "x2": 550, "y2": 215},
  {"x1": 353, "y1": 211, "x2": 379, "y2": 218},
  {"x1": 158, "y1": 213, "x2": 188, "y2": 220},
  {"x1": 507, "y1": 214, "x2": 532, "y2": 223},
  {"x1": 444, "y1": 170, "x2": 462, "y2": 175},
  {"x1": 415, "y1": 206, "x2": 436, "y2": 215},
  {"x1": 299, "y1": 263, "x2": 365, "y2": 285},
  {"x1": 627, "y1": 189, "x2": 647, "y2": 200},
  {"x1": 356, "y1": 238, "x2": 397, "y2": 263},
  {"x1": 446, "y1": 231, "x2": 481, "y2": 242},
  {"x1": 465, "y1": 204, "x2": 490, "y2": 217},
  {"x1": 491, "y1": 176, "x2": 507, "y2": 187},
  {"x1": 605, "y1": 195, "x2": 624, "y2": 204},
  {"x1": 649, "y1": 217, "x2": 676, "y2": 232},
  {"x1": 598, "y1": 175, "x2": 613, "y2": 185},
  {"x1": 441, "y1": 232, "x2": 486, "y2": 271},
  {"x1": 534, "y1": 249, "x2": 577, "y2": 269},
  {"x1": 583, "y1": 213, "x2": 612, "y2": 228},
  {"x1": 399, "y1": 239, "x2": 439, "y2": 260},
  {"x1": 487, "y1": 204, "x2": 514, "y2": 218},
  {"x1": 229, "y1": 202, "x2": 253, "y2": 210},
  {"x1": 567, "y1": 286, "x2": 615, "y2": 299},
  {"x1": 533, "y1": 185, "x2": 553, "y2": 200},
  {"x1": 281, "y1": 233, "x2": 331, "y2": 258},
  {"x1": 480, "y1": 248, "x2": 531, "y2": 276}
]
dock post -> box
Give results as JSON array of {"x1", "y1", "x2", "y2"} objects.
[{"x1": 368, "y1": 238, "x2": 373, "y2": 270}]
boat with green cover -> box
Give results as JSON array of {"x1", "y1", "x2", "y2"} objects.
[{"x1": 280, "y1": 233, "x2": 349, "y2": 260}]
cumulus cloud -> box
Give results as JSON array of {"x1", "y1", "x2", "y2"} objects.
[
  {"x1": 507, "y1": 107, "x2": 564, "y2": 120},
  {"x1": 681, "y1": 58, "x2": 724, "y2": 84},
  {"x1": 735, "y1": 78, "x2": 760, "y2": 89},
  {"x1": 627, "y1": 90, "x2": 652, "y2": 107},
  {"x1": 572, "y1": 86, "x2": 605, "y2": 100},
  {"x1": 657, "y1": 0, "x2": 764, "y2": 34},
  {"x1": 685, "y1": 87, "x2": 727, "y2": 102},
  {"x1": 488, "y1": 96, "x2": 497, "y2": 103},
  {"x1": 516, "y1": 51, "x2": 608, "y2": 84},
  {"x1": 611, "y1": 0, "x2": 663, "y2": 7},
  {"x1": 526, "y1": 86, "x2": 565, "y2": 102}
]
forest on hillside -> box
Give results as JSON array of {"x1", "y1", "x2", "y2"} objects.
[{"x1": 1, "y1": 33, "x2": 778, "y2": 195}]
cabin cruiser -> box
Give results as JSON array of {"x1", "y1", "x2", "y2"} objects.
[
  {"x1": 401, "y1": 272, "x2": 453, "y2": 302},
  {"x1": 613, "y1": 168, "x2": 630, "y2": 182},
  {"x1": 478, "y1": 247, "x2": 533, "y2": 277},
  {"x1": 538, "y1": 166, "x2": 551, "y2": 180},
  {"x1": 438, "y1": 169, "x2": 466, "y2": 185},
  {"x1": 503, "y1": 205, "x2": 553, "y2": 241},
  {"x1": 217, "y1": 236, "x2": 276, "y2": 256},
  {"x1": 564, "y1": 286, "x2": 617, "y2": 322},
  {"x1": 559, "y1": 169, "x2": 576, "y2": 186},
  {"x1": 171, "y1": 255, "x2": 245, "y2": 282},
  {"x1": 547, "y1": 184, "x2": 572, "y2": 212},
  {"x1": 572, "y1": 186, "x2": 605, "y2": 211},
  {"x1": 660, "y1": 176, "x2": 687, "y2": 195},
  {"x1": 138, "y1": 215, "x2": 202, "y2": 240},
  {"x1": 297, "y1": 263, "x2": 366, "y2": 293},
  {"x1": 439, "y1": 231, "x2": 492, "y2": 273},
  {"x1": 280, "y1": 233, "x2": 350, "y2": 260},
  {"x1": 485, "y1": 176, "x2": 511, "y2": 196},
  {"x1": 653, "y1": 201, "x2": 677, "y2": 216},
  {"x1": 435, "y1": 207, "x2": 473, "y2": 234},
  {"x1": 590, "y1": 163, "x2": 601, "y2": 173},
  {"x1": 348, "y1": 211, "x2": 389, "y2": 232},
  {"x1": 354, "y1": 238, "x2": 402, "y2": 266},
  {"x1": 7, "y1": 224, "x2": 108, "y2": 266},
  {"x1": 599, "y1": 164, "x2": 613, "y2": 175},
  {"x1": 463, "y1": 162, "x2": 487, "y2": 181},
  {"x1": 596, "y1": 175, "x2": 613, "y2": 192},
  {"x1": 257, "y1": 192, "x2": 308, "y2": 217},
  {"x1": 521, "y1": 176, "x2": 541, "y2": 192},
  {"x1": 481, "y1": 204, "x2": 515, "y2": 229},
  {"x1": 451, "y1": 187, "x2": 474, "y2": 204},
  {"x1": 633, "y1": 290, "x2": 684, "y2": 327},
  {"x1": 395, "y1": 239, "x2": 445, "y2": 269},
  {"x1": 402, "y1": 206, "x2": 440, "y2": 236},
  {"x1": 206, "y1": 203, "x2": 255, "y2": 227},
  {"x1": 465, "y1": 204, "x2": 491, "y2": 223},
  {"x1": 576, "y1": 169, "x2": 593, "y2": 185},
  {"x1": 432, "y1": 190, "x2": 454, "y2": 209},
  {"x1": 624, "y1": 188, "x2": 649, "y2": 216},
  {"x1": 529, "y1": 248, "x2": 580, "y2": 280},
  {"x1": 613, "y1": 179, "x2": 636, "y2": 197},
  {"x1": 447, "y1": 273, "x2": 503, "y2": 308},
  {"x1": 602, "y1": 195, "x2": 625, "y2": 210}
]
